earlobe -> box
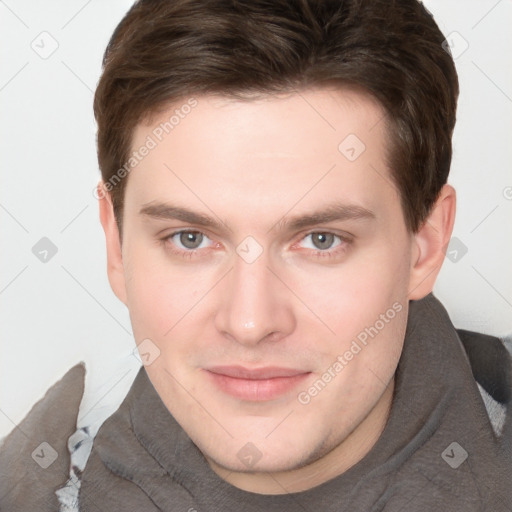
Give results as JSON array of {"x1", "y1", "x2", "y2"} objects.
[
  {"x1": 97, "y1": 182, "x2": 128, "y2": 305},
  {"x1": 408, "y1": 184, "x2": 456, "y2": 300}
]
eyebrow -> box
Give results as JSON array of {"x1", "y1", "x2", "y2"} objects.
[{"x1": 139, "y1": 201, "x2": 376, "y2": 233}]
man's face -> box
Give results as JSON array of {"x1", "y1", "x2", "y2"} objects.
[{"x1": 118, "y1": 88, "x2": 415, "y2": 483}]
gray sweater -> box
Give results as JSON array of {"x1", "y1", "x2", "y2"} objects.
[{"x1": 1, "y1": 294, "x2": 511, "y2": 511}]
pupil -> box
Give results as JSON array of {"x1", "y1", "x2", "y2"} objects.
[
  {"x1": 313, "y1": 233, "x2": 333, "y2": 250},
  {"x1": 181, "y1": 231, "x2": 203, "y2": 249}
]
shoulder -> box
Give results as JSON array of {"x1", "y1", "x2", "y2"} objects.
[
  {"x1": 0, "y1": 363, "x2": 85, "y2": 512},
  {"x1": 456, "y1": 328, "x2": 512, "y2": 402},
  {"x1": 456, "y1": 328, "x2": 512, "y2": 436}
]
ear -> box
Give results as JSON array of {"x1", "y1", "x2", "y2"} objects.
[
  {"x1": 97, "y1": 182, "x2": 128, "y2": 305},
  {"x1": 408, "y1": 184, "x2": 456, "y2": 300}
]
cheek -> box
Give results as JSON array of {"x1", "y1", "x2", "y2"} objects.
[
  {"x1": 291, "y1": 242, "x2": 410, "y2": 338},
  {"x1": 123, "y1": 245, "x2": 198, "y2": 342}
]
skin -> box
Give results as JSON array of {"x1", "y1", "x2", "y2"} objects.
[{"x1": 98, "y1": 88, "x2": 456, "y2": 494}]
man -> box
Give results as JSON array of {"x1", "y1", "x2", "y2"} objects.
[{"x1": 1, "y1": 0, "x2": 511, "y2": 510}]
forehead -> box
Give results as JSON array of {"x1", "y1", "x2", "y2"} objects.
[
  {"x1": 144, "y1": 87, "x2": 385, "y2": 149},
  {"x1": 125, "y1": 88, "x2": 399, "y2": 229}
]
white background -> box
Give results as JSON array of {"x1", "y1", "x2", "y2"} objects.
[{"x1": 1, "y1": 0, "x2": 511, "y2": 438}]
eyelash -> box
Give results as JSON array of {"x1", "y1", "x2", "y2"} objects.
[{"x1": 160, "y1": 229, "x2": 352, "y2": 260}]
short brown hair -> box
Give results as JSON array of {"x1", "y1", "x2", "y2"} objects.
[{"x1": 94, "y1": 0, "x2": 459, "y2": 235}]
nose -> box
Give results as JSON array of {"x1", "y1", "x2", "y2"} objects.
[{"x1": 214, "y1": 248, "x2": 296, "y2": 347}]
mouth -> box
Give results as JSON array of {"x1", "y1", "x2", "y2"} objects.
[{"x1": 204, "y1": 365, "x2": 311, "y2": 401}]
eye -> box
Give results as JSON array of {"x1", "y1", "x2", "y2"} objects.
[
  {"x1": 165, "y1": 230, "x2": 213, "y2": 252},
  {"x1": 299, "y1": 232, "x2": 343, "y2": 251},
  {"x1": 161, "y1": 229, "x2": 351, "y2": 260},
  {"x1": 294, "y1": 231, "x2": 352, "y2": 259}
]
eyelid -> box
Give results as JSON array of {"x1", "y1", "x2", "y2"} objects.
[
  {"x1": 162, "y1": 227, "x2": 352, "y2": 242},
  {"x1": 293, "y1": 228, "x2": 353, "y2": 244}
]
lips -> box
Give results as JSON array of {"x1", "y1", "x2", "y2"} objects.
[{"x1": 204, "y1": 365, "x2": 311, "y2": 401}]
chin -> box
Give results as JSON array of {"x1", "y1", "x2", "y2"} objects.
[
  {"x1": 201, "y1": 429, "x2": 329, "y2": 474},
  {"x1": 211, "y1": 448, "x2": 306, "y2": 474}
]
